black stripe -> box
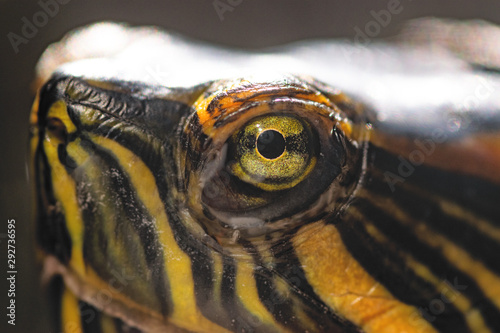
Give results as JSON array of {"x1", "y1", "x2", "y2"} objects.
[
  {"x1": 219, "y1": 255, "x2": 275, "y2": 333},
  {"x1": 179, "y1": 111, "x2": 209, "y2": 190},
  {"x1": 212, "y1": 101, "x2": 260, "y2": 128},
  {"x1": 46, "y1": 275, "x2": 64, "y2": 332},
  {"x1": 372, "y1": 144, "x2": 500, "y2": 226},
  {"x1": 350, "y1": 198, "x2": 500, "y2": 332},
  {"x1": 190, "y1": 252, "x2": 244, "y2": 332},
  {"x1": 191, "y1": 252, "x2": 214, "y2": 309},
  {"x1": 368, "y1": 170, "x2": 500, "y2": 277},
  {"x1": 254, "y1": 266, "x2": 307, "y2": 332},
  {"x1": 220, "y1": 255, "x2": 244, "y2": 331},
  {"x1": 335, "y1": 208, "x2": 472, "y2": 333},
  {"x1": 366, "y1": 145, "x2": 500, "y2": 330},
  {"x1": 360, "y1": 198, "x2": 500, "y2": 331},
  {"x1": 79, "y1": 301, "x2": 102, "y2": 333},
  {"x1": 36, "y1": 144, "x2": 72, "y2": 264},
  {"x1": 237, "y1": 239, "x2": 309, "y2": 333},
  {"x1": 57, "y1": 143, "x2": 77, "y2": 170},
  {"x1": 72, "y1": 140, "x2": 172, "y2": 317}
]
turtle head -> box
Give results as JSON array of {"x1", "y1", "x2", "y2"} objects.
[{"x1": 32, "y1": 74, "x2": 373, "y2": 332}]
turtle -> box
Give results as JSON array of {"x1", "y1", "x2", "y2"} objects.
[{"x1": 30, "y1": 19, "x2": 500, "y2": 333}]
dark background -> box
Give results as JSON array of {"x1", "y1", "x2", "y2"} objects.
[{"x1": 0, "y1": 0, "x2": 499, "y2": 332}]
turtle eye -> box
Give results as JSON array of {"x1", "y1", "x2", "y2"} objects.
[{"x1": 228, "y1": 115, "x2": 317, "y2": 191}]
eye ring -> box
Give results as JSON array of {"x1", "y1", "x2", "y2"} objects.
[{"x1": 256, "y1": 129, "x2": 286, "y2": 160}]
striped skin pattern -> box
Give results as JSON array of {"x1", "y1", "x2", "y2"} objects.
[{"x1": 30, "y1": 73, "x2": 500, "y2": 333}]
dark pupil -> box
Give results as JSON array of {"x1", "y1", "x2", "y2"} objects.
[{"x1": 256, "y1": 130, "x2": 286, "y2": 159}]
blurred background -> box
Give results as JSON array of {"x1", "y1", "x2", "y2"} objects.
[{"x1": 0, "y1": 0, "x2": 499, "y2": 331}]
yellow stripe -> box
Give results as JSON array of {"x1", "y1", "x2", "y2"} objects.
[
  {"x1": 439, "y1": 198, "x2": 500, "y2": 243},
  {"x1": 293, "y1": 221, "x2": 438, "y2": 333},
  {"x1": 356, "y1": 209, "x2": 492, "y2": 333},
  {"x1": 212, "y1": 252, "x2": 224, "y2": 305},
  {"x1": 61, "y1": 288, "x2": 83, "y2": 333},
  {"x1": 90, "y1": 135, "x2": 229, "y2": 333},
  {"x1": 399, "y1": 178, "x2": 500, "y2": 243},
  {"x1": 234, "y1": 258, "x2": 281, "y2": 329},
  {"x1": 43, "y1": 103, "x2": 85, "y2": 276},
  {"x1": 100, "y1": 312, "x2": 118, "y2": 333},
  {"x1": 359, "y1": 190, "x2": 500, "y2": 331},
  {"x1": 361, "y1": 189, "x2": 500, "y2": 310}
]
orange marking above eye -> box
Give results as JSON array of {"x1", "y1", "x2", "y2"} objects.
[{"x1": 194, "y1": 81, "x2": 350, "y2": 142}]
